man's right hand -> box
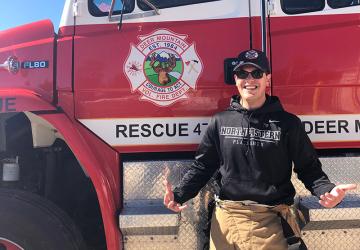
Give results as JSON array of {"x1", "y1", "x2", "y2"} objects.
[{"x1": 163, "y1": 180, "x2": 188, "y2": 212}]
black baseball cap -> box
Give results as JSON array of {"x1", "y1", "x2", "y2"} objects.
[{"x1": 233, "y1": 49, "x2": 270, "y2": 73}]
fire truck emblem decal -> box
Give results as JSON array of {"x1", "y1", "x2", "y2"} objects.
[{"x1": 124, "y1": 29, "x2": 203, "y2": 106}]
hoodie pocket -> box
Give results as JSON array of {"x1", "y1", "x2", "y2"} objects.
[
  {"x1": 219, "y1": 178, "x2": 277, "y2": 202},
  {"x1": 219, "y1": 178, "x2": 252, "y2": 200}
]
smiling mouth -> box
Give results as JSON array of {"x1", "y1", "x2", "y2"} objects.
[{"x1": 244, "y1": 85, "x2": 258, "y2": 90}]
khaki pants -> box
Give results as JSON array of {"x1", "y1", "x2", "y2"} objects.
[{"x1": 209, "y1": 200, "x2": 288, "y2": 250}]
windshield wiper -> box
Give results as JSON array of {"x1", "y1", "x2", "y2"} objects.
[
  {"x1": 108, "y1": 0, "x2": 160, "y2": 31},
  {"x1": 141, "y1": 0, "x2": 160, "y2": 15},
  {"x1": 109, "y1": 0, "x2": 126, "y2": 30}
]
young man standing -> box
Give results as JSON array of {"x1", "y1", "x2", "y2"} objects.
[{"x1": 163, "y1": 49, "x2": 356, "y2": 249}]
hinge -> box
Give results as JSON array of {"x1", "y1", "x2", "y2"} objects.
[
  {"x1": 73, "y1": 1, "x2": 80, "y2": 17},
  {"x1": 267, "y1": 0, "x2": 275, "y2": 15}
]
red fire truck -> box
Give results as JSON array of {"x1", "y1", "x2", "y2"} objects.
[{"x1": 1, "y1": 0, "x2": 360, "y2": 249}]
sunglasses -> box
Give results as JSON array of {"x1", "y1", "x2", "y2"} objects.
[{"x1": 235, "y1": 69, "x2": 264, "y2": 79}]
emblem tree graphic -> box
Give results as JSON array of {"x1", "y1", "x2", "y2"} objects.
[{"x1": 144, "y1": 49, "x2": 183, "y2": 87}]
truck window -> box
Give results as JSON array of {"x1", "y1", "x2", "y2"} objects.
[
  {"x1": 88, "y1": 0, "x2": 135, "y2": 16},
  {"x1": 281, "y1": 0, "x2": 325, "y2": 14},
  {"x1": 328, "y1": 0, "x2": 359, "y2": 8},
  {"x1": 137, "y1": 0, "x2": 220, "y2": 11}
]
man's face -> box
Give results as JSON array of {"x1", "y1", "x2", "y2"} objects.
[{"x1": 234, "y1": 65, "x2": 271, "y2": 106}]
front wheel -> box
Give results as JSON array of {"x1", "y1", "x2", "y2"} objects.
[{"x1": 0, "y1": 188, "x2": 87, "y2": 250}]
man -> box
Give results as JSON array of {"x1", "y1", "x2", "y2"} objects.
[{"x1": 163, "y1": 49, "x2": 356, "y2": 249}]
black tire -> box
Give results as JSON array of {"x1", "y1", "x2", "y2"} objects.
[{"x1": 0, "y1": 188, "x2": 87, "y2": 250}]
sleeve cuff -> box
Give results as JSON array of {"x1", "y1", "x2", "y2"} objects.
[
  {"x1": 313, "y1": 183, "x2": 336, "y2": 198},
  {"x1": 173, "y1": 187, "x2": 185, "y2": 204}
]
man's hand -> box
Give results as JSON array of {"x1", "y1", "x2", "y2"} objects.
[
  {"x1": 163, "y1": 180, "x2": 188, "y2": 212},
  {"x1": 319, "y1": 184, "x2": 357, "y2": 208}
]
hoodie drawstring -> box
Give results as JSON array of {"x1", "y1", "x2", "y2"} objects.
[{"x1": 245, "y1": 112, "x2": 254, "y2": 158}]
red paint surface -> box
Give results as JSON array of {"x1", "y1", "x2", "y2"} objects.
[
  {"x1": 0, "y1": 88, "x2": 55, "y2": 112},
  {"x1": 270, "y1": 14, "x2": 360, "y2": 115},
  {"x1": 0, "y1": 20, "x2": 55, "y2": 103},
  {"x1": 57, "y1": 90, "x2": 75, "y2": 117},
  {"x1": 57, "y1": 36, "x2": 73, "y2": 91},
  {"x1": 268, "y1": 13, "x2": 360, "y2": 149},
  {"x1": 73, "y1": 18, "x2": 249, "y2": 120},
  {"x1": 114, "y1": 143, "x2": 198, "y2": 153}
]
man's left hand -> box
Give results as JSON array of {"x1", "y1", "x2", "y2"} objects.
[{"x1": 319, "y1": 184, "x2": 357, "y2": 208}]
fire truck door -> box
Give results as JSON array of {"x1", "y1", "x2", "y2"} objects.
[
  {"x1": 73, "y1": 0, "x2": 251, "y2": 151},
  {"x1": 268, "y1": 0, "x2": 360, "y2": 117}
]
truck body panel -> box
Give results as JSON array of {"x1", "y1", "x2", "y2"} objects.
[
  {"x1": 0, "y1": 20, "x2": 55, "y2": 104},
  {"x1": 1, "y1": 1, "x2": 360, "y2": 250}
]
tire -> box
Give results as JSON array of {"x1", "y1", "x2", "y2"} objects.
[{"x1": 0, "y1": 188, "x2": 87, "y2": 250}]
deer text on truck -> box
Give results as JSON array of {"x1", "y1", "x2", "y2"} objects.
[{"x1": 0, "y1": 0, "x2": 360, "y2": 249}]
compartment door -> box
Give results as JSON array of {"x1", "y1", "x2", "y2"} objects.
[{"x1": 268, "y1": 0, "x2": 360, "y2": 147}]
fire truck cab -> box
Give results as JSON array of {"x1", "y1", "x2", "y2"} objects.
[{"x1": 0, "y1": 0, "x2": 360, "y2": 249}]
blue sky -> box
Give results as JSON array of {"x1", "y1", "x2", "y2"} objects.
[{"x1": 0, "y1": 1, "x2": 65, "y2": 32}]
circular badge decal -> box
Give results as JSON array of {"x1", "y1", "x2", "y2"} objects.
[{"x1": 124, "y1": 29, "x2": 203, "y2": 107}]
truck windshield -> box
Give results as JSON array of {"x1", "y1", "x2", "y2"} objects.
[
  {"x1": 281, "y1": 0, "x2": 325, "y2": 14},
  {"x1": 88, "y1": 0, "x2": 135, "y2": 16},
  {"x1": 137, "y1": 0, "x2": 220, "y2": 11},
  {"x1": 328, "y1": 0, "x2": 359, "y2": 8}
]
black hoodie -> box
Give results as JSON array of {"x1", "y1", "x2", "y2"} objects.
[{"x1": 173, "y1": 95, "x2": 335, "y2": 206}]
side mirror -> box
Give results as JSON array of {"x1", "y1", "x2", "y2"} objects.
[
  {"x1": 224, "y1": 58, "x2": 239, "y2": 85},
  {"x1": 108, "y1": 0, "x2": 127, "y2": 21}
]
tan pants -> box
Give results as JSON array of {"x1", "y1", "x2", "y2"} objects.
[{"x1": 209, "y1": 200, "x2": 288, "y2": 250}]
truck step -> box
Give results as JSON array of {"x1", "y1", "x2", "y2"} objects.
[{"x1": 119, "y1": 160, "x2": 218, "y2": 250}]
